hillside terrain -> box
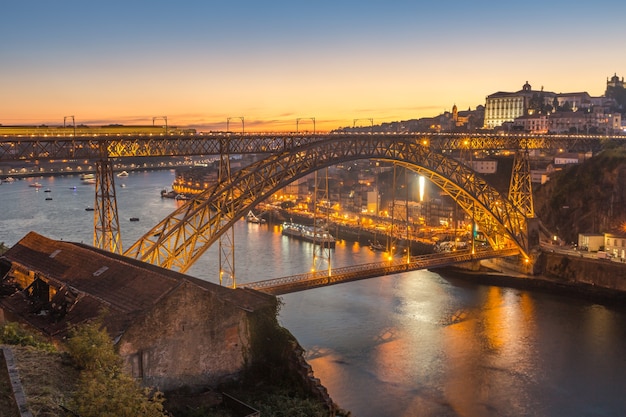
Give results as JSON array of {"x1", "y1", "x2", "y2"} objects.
[{"x1": 533, "y1": 146, "x2": 626, "y2": 243}]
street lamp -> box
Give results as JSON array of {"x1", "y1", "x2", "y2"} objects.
[
  {"x1": 353, "y1": 118, "x2": 374, "y2": 132},
  {"x1": 226, "y1": 117, "x2": 244, "y2": 134},
  {"x1": 63, "y1": 115, "x2": 76, "y2": 137},
  {"x1": 152, "y1": 116, "x2": 168, "y2": 134},
  {"x1": 296, "y1": 117, "x2": 315, "y2": 134}
]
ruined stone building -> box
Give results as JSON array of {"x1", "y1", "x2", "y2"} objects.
[{"x1": 0, "y1": 232, "x2": 277, "y2": 392}]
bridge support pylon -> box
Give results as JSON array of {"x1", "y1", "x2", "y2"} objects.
[
  {"x1": 312, "y1": 168, "x2": 332, "y2": 274},
  {"x1": 94, "y1": 159, "x2": 123, "y2": 254},
  {"x1": 218, "y1": 136, "x2": 236, "y2": 288},
  {"x1": 508, "y1": 149, "x2": 534, "y2": 218},
  {"x1": 508, "y1": 148, "x2": 542, "y2": 272}
]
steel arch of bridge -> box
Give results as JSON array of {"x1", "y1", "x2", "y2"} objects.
[{"x1": 124, "y1": 136, "x2": 531, "y2": 272}]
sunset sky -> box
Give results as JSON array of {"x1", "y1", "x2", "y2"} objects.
[{"x1": 2, "y1": 0, "x2": 625, "y2": 132}]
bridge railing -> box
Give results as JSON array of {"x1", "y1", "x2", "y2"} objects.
[
  {"x1": 243, "y1": 247, "x2": 520, "y2": 291},
  {"x1": 0, "y1": 131, "x2": 617, "y2": 161}
]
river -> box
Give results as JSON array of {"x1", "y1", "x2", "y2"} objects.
[{"x1": 1, "y1": 171, "x2": 626, "y2": 417}]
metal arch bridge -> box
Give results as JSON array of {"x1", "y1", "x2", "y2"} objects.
[
  {"x1": 122, "y1": 134, "x2": 534, "y2": 275},
  {"x1": 1, "y1": 130, "x2": 615, "y2": 277}
]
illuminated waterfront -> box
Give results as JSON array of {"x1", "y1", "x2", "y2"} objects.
[{"x1": 1, "y1": 171, "x2": 626, "y2": 416}]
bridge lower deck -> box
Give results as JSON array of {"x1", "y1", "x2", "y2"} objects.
[{"x1": 242, "y1": 248, "x2": 521, "y2": 295}]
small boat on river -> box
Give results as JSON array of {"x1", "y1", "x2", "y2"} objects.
[
  {"x1": 246, "y1": 211, "x2": 266, "y2": 224},
  {"x1": 368, "y1": 240, "x2": 386, "y2": 251},
  {"x1": 117, "y1": 170, "x2": 129, "y2": 177},
  {"x1": 80, "y1": 173, "x2": 96, "y2": 184},
  {"x1": 160, "y1": 188, "x2": 177, "y2": 199},
  {"x1": 281, "y1": 221, "x2": 335, "y2": 248},
  {"x1": 29, "y1": 182, "x2": 43, "y2": 188}
]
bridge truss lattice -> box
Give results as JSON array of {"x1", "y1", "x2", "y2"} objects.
[{"x1": 123, "y1": 136, "x2": 532, "y2": 274}]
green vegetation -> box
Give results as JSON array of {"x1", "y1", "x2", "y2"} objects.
[
  {"x1": 1, "y1": 323, "x2": 75, "y2": 416},
  {"x1": 0, "y1": 321, "x2": 166, "y2": 417},
  {"x1": 0, "y1": 308, "x2": 348, "y2": 416},
  {"x1": 64, "y1": 320, "x2": 167, "y2": 417},
  {"x1": 0, "y1": 241, "x2": 9, "y2": 255},
  {"x1": 0, "y1": 322, "x2": 55, "y2": 351}
]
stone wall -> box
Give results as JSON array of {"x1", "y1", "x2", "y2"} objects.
[
  {"x1": 479, "y1": 252, "x2": 626, "y2": 299},
  {"x1": 117, "y1": 281, "x2": 256, "y2": 392},
  {"x1": 539, "y1": 252, "x2": 626, "y2": 293}
]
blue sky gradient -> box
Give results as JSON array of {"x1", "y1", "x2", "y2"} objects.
[{"x1": 2, "y1": 0, "x2": 625, "y2": 131}]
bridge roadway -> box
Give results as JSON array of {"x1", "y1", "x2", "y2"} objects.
[
  {"x1": 0, "y1": 131, "x2": 616, "y2": 161},
  {"x1": 241, "y1": 247, "x2": 520, "y2": 295}
]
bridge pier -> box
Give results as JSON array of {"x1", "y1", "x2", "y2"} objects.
[
  {"x1": 455, "y1": 260, "x2": 483, "y2": 272},
  {"x1": 94, "y1": 158, "x2": 122, "y2": 254}
]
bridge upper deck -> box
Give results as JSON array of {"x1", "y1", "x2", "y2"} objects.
[{"x1": 0, "y1": 131, "x2": 616, "y2": 161}]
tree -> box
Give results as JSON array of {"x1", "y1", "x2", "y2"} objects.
[
  {"x1": 70, "y1": 369, "x2": 166, "y2": 417},
  {"x1": 65, "y1": 319, "x2": 168, "y2": 417}
]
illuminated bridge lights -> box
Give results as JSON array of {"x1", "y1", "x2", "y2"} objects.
[{"x1": 3, "y1": 130, "x2": 614, "y2": 273}]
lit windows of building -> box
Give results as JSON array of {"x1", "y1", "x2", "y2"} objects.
[
  {"x1": 483, "y1": 81, "x2": 556, "y2": 130},
  {"x1": 604, "y1": 233, "x2": 626, "y2": 261}
]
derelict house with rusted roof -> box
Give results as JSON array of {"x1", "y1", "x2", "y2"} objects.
[{"x1": 0, "y1": 231, "x2": 277, "y2": 392}]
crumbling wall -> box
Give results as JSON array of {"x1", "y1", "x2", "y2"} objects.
[{"x1": 117, "y1": 281, "x2": 253, "y2": 392}]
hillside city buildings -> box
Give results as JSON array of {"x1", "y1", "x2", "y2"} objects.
[
  {"x1": 483, "y1": 75, "x2": 625, "y2": 133},
  {"x1": 165, "y1": 74, "x2": 626, "y2": 250}
]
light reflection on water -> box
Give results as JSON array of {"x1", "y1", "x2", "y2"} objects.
[
  {"x1": 2, "y1": 172, "x2": 626, "y2": 416},
  {"x1": 280, "y1": 274, "x2": 626, "y2": 417}
]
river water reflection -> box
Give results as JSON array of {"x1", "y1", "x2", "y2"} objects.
[{"x1": 2, "y1": 171, "x2": 626, "y2": 416}]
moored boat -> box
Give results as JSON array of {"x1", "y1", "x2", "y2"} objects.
[
  {"x1": 161, "y1": 188, "x2": 178, "y2": 199},
  {"x1": 117, "y1": 170, "x2": 129, "y2": 177},
  {"x1": 29, "y1": 182, "x2": 43, "y2": 188},
  {"x1": 281, "y1": 221, "x2": 335, "y2": 248},
  {"x1": 368, "y1": 240, "x2": 386, "y2": 251},
  {"x1": 246, "y1": 210, "x2": 266, "y2": 224},
  {"x1": 80, "y1": 173, "x2": 96, "y2": 184}
]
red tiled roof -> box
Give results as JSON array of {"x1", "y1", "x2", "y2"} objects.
[
  {"x1": 0, "y1": 232, "x2": 275, "y2": 339},
  {"x1": 3, "y1": 232, "x2": 183, "y2": 314}
]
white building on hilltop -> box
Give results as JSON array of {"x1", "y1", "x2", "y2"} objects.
[{"x1": 483, "y1": 81, "x2": 555, "y2": 129}]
